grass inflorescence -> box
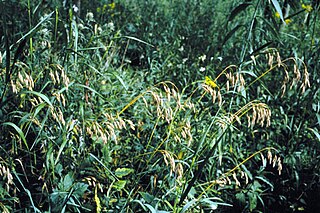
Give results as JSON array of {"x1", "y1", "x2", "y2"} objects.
[{"x1": 0, "y1": 0, "x2": 319, "y2": 212}]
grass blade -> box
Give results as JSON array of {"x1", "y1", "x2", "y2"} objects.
[
  {"x1": 16, "y1": 11, "x2": 54, "y2": 44},
  {"x1": 307, "y1": 128, "x2": 320, "y2": 142},
  {"x1": 229, "y1": 3, "x2": 252, "y2": 22},
  {"x1": 2, "y1": 122, "x2": 29, "y2": 150},
  {"x1": 271, "y1": 0, "x2": 285, "y2": 23},
  {"x1": 23, "y1": 91, "x2": 53, "y2": 108}
]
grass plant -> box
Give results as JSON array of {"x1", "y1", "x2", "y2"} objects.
[{"x1": 0, "y1": 0, "x2": 319, "y2": 212}]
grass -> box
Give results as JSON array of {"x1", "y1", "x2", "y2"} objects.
[{"x1": 0, "y1": 0, "x2": 319, "y2": 212}]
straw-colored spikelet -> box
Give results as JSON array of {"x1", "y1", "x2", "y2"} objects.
[
  {"x1": 225, "y1": 71, "x2": 246, "y2": 92},
  {"x1": 175, "y1": 162, "x2": 184, "y2": 181},
  {"x1": 214, "y1": 150, "x2": 282, "y2": 190},
  {"x1": 49, "y1": 64, "x2": 70, "y2": 89},
  {"x1": 0, "y1": 162, "x2": 14, "y2": 192},
  {"x1": 83, "y1": 176, "x2": 104, "y2": 193},
  {"x1": 264, "y1": 150, "x2": 283, "y2": 175},
  {"x1": 233, "y1": 172, "x2": 241, "y2": 187},
  {"x1": 264, "y1": 49, "x2": 310, "y2": 96},
  {"x1": 160, "y1": 150, "x2": 176, "y2": 177},
  {"x1": 11, "y1": 69, "x2": 35, "y2": 93},
  {"x1": 202, "y1": 83, "x2": 222, "y2": 106},
  {"x1": 174, "y1": 120, "x2": 193, "y2": 146},
  {"x1": 247, "y1": 103, "x2": 271, "y2": 128}
]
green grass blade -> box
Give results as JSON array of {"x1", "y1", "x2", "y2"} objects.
[
  {"x1": 122, "y1": 35, "x2": 154, "y2": 47},
  {"x1": 307, "y1": 128, "x2": 320, "y2": 142},
  {"x1": 16, "y1": 11, "x2": 54, "y2": 44},
  {"x1": 23, "y1": 91, "x2": 53, "y2": 107},
  {"x1": 271, "y1": 0, "x2": 285, "y2": 23},
  {"x1": 13, "y1": 171, "x2": 41, "y2": 212},
  {"x1": 89, "y1": 153, "x2": 118, "y2": 181},
  {"x1": 2, "y1": 122, "x2": 29, "y2": 150},
  {"x1": 229, "y1": 3, "x2": 252, "y2": 22},
  {"x1": 74, "y1": 83, "x2": 104, "y2": 98}
]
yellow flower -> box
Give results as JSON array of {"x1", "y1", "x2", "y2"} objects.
[
  {"x1": 285, "y1": 19, "x2": 292, "y2": 24},
  {"x1": 274, "y1": 12, "x2": 280, "y2": 19},
  {"x1": 109, "y1": 2, "x2": 116, "y2": 10},
  {"x1": 205, "y1": 76, "x2": 218, "y2": 89},
  {"x1": 103, "y1": 4, "x2": 107, "y2": 12},
  {"x1": 302, "y1": 3, "x2": 312, "y2": 13}
]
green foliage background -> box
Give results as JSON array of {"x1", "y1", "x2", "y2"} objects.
[{"x1": 0, "y1": 0, "x2": 319, "y2": 212}]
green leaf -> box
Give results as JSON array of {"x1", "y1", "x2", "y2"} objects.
[
  {"x1": 250, "y1": 41, "x2": 274, "y2": 56},
  {"x1": 23, "y1": 91, "x2": 53, "y2": 108},
  {"x1": 132, "y1": 200, "x2": 148, "y2": 211},
  {"x1": 74, "y1": 83, "x2": 104, "y2": 98},
  {"x1": 236, "y1": 192, "x2": 246, "y2": 204},
  {"x1": 115, "y1": 168, "x2": 134, "y2": 178},
  {"x1": 222, "y1": 25, "x2": 243, "y2": 46},
  {"x1": 259, "y1": 17, "x2": 280, "y2": 39},
  {"x1": 229, "y1": 3, "x2": 252, "y2": 22},
  {"x1": 59, "y1": 172, "x2": 74, "y2": 190},
  {"x1": 248, "y1": 192, "x2": 257, "y2": 211},
  {"x1": 112, "y1": 72, "x2": 128, "y2": 91},
  {"x1": 73, "y1": 182, "x2": 89, "y2": 198},
  {"x1": 307, "y1": 128, "x2": 320, "y2": 142},
  {"x1": 139, "y1": 192, "x2": 155, "y2": 203},
  {"x1": 200, "y1": 198, "x2": 218, "y2": 210},
  {"x1": 89, "y1": 153, "x2": 118, "y2": 181},
  {"x1": 181, "y1": 199, "x2": 197, "y2": 213},
  {"x1": 2, "y1": 122, "x2": 28, "y2": 150},
  {"x1": 13, "y1": 171, "x2": 41, "y2": 212},
  {"x1": 16, "y1": 11, "x2": 54, "y2": 44},
  {"x1": 113, "y1": 180, "x2": 126, "y2": 191},
  {"x1": 144, "y1": 204, "x2": 157, "y2": 213},
  {"x1": 256, "y1": 176, "x2": 274, "y2": 191}
]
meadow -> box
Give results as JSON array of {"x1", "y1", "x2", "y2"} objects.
[{"x1": 0, "y1": 0, "x2": 319, "y2": 212}]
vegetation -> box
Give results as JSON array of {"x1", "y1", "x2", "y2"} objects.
[{"x1": 0, "y1": 0, "x2": 319, "y2": 212}]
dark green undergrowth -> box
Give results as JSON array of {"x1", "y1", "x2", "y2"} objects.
[{"x1": 0, "y1": 0, "x2": 319, "y2": 212}]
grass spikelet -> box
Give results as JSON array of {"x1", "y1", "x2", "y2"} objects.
[{"x1": 160, "y1": 150, "x2": 176, "y2": 176}]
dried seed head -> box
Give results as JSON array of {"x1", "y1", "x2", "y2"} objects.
[
  {"x1": 0, "y1": 163, "x2": 14, "y2": 192},
  {"x1": 55, "y1": 70, "x2": 60, "y2": 84},
  {"x1": 225, "y1": 71, "x2": 246, "y2": 92},
  {"x1": 160, "y1": 150, "x2": 175, "y2": 176},
  {"x1": 174, "y1": 135, "x2": 181, "y2": 143},
  {"x1": 217, "y1": 90, "x2": 222, "y2": 106},
  {"x1": 272, "y1": 155, "x2": 278, "y2": 168},
  {"x1": 244, "y1": 172, "x2": 249, "y2": 184},
  {"x1": 226, "y1": 80, "x2": 230, "y2": 91},
  {"x1": 216, "y1": 179, "x2": 226, "y2": 187},
  {"x1": 175, "y1": 163, "x2": 184, "y2": 181},
  {"x1": 49, "y1": 71, "x2": 56, "y2": 84},
  {"x1": 18, "y1": 72, "x2": 24, "y2": 83},
  {"x1": 277, "y1": 158, "x2": 283, "y2": 175},
  {"x1": 11, "y1": 80, "x2": 18, "y2": 94},
  {"x1": 247, "y1": 103, "x2": 271, "y2": 128},
  {"x1": 276, "y1": 51, "x2": 282, "y2": 67},
  {"x1": 260, "y1": 152, "x2": 267, "y2": 168},
  {"x1": 300, "y1": 67, "x2": 310, "y2": 93},
  {"x1": 268, "y1": 52, "x2": 274, "y2": 68},
  {"x1": 226, "y1": 176, "x2": 232, "y2": 185},
  {"x1": 267, "y1": 150, "x2": 273, "y2": 164},
  {"x1": 126, "y1": 119, "x2": 135, "y2": 130},
  {"x1": 202, "y1": 83, "x2": 218, "y2": 104},
  {"x1": 233, "y1": 172, "x2": 241, "y2": 186}
]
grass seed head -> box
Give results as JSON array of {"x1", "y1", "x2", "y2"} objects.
[
  {"x1": 233, "y1": 172, "x2": 241, "y2": 186},
  {"x1": 160, "y1": 150, "x2": 176, "y2": 176}
]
